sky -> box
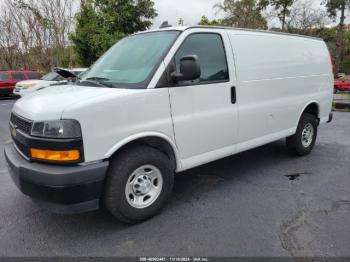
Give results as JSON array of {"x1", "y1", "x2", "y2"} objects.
[
  {"x1": 152, "y1": 0, "x2": 222, "y2": 28},
  {"x1": 0, "y1": 0, "x2": 343, "y2": 29},
  {"x1": 151, "y1": 0, "x2": 335, "y2": 29}
]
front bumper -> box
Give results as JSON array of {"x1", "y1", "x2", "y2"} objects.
[
  {"x1": 0, "y1": 87, "x2": 14, "y2": 95},
  {"x1": 12, "y1": 88, "x2": 22, "y2": 97},
  {"x1": 4, "y1": 142, "x2": 109, "y2": 214}
]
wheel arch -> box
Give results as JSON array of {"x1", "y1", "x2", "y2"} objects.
[
  {"x1": 105, "y1": 132, "x2": 181, "y2": 172},
  {"x1": 298, "y1": 101, "x2": 320, "y2": 125}
]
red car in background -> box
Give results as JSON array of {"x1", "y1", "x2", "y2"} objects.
[
  {"x1": 334, "y1": 75, "x2": 350, "y2": 93},
  {"x1": 0, "y1": 70, "x2": 42, "y2": 96}
]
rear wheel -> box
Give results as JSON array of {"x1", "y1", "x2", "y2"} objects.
[
  {"x1": 286, "y1": 113, "x2": 318, "y2": 156},
  {"x1": 334, "y1": 87, "x2": 339, "y2": 94},
  {"x1": 104, "y1": 146, "x2": 174, "y2": 224}
]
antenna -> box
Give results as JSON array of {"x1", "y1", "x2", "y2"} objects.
[
  {"x1": 178, "y1": 18, "x2": 184, "y2": 26},
  {"x1": 159, "y1": 21, "x2": 172, "y2": 29}
]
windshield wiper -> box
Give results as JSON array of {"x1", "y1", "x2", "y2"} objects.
[
  {"x1": 86, "y1": 77, "x2": 110, "y2": 81},
  {"x1": 80, "y1": 77, "x2": 113, "y2": 88}
]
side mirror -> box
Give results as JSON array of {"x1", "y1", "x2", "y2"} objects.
[{"x1": 171, "y1": 55, "x2": 201, "y2": 83}]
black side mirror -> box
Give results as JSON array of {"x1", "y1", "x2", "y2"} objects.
[{"x1": 171, "y1": 55, "x2": 201, "y2": 83}]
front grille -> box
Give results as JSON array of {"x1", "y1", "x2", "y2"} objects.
[{"x1": 10, "y1": 113, "x2": 33, "y2": 135}]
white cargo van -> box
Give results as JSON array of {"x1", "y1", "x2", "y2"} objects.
[{"x1": 5, "y1": 26, "x2": 333, "y2": 223}]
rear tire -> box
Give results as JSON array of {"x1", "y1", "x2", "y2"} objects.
[
  {"x1": 104, "y1": 146, "x2": 174, "y2": 224},
  {"x1": 286, "y1": 113, "x2": 318, "y2": 156}
]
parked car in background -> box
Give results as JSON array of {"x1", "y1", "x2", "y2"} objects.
[
  {"x1": 334, "y1": 75, "x2": 350, "y2": 93},
  {"x1": 13, "y1": 68, "x2": 87, "y2": 97},
  {"x1": 0, "y1": 70, "x2": 41, "y2": 96}
]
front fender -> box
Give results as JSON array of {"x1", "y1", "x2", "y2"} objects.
[{"x1": 104, "y1": 132, "x2": 182, "y2": 171}]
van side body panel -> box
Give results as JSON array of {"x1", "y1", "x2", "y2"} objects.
[{"x1": 227, "y1": 31, "x2": 333, "y2": 152}]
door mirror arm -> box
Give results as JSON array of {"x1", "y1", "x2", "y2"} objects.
[{"x1": 170, "y1": 72, "x2": 185, "y2": 83}]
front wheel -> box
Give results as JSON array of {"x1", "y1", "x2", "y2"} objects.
[
  {"x1": 104, "y1": 146, "x2": 174, "y2": 224},
  {"x1": 286, "y1": 113, "x2": 318, "y2": 156}
]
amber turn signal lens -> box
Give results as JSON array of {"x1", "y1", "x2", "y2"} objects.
[{"x1": 30, "y1": 148, "x2": 80, "y2": 161}]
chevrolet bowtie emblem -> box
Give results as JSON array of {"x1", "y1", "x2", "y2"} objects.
[{"x1": 11, "y1": 125, "x2": 17, "y2": 138}]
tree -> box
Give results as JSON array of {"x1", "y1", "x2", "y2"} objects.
[
  {"x1": 286, "y1": 0, "x2": 328, "y2": 34},
  {"x1": 198, "y1": 15, "x2": 225, "y2": 26},
  {"x1": 0, "y1": 0, "x2": 77, "y2": 71},
  {"x1": 69, "y1": 0, "x2": 157, "y2": 66},
  {"x1": 0, "y1": 8, "x2": 20, "y2": 69},
  {"x1": 215, "y1": 0, "x2": 269, "y2": 29},
  {"x1": 270, "y1": 0, "x2": 294, "y2": 31},
  {"x1": 324, "y1": 0, "x2": 350, "y2": 76}
]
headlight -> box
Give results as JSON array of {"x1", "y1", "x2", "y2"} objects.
[
  {"x1": 23, "y1": 83, "x2": 34, "y2": 89},
  {"x1": 31, "y1": 120, "x2": 82, "y2": 139}
]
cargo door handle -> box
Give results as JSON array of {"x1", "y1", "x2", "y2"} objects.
[{"x1": 231, "y1": 86, "x2": 236, "y2": 104}]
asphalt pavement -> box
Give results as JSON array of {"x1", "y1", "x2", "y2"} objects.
[{"x1": 0, "y1": 97, "x2": 349, "y2": 258}]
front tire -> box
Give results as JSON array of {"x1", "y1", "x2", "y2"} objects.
[
  {"x1": 286, "y1": 113, "x2": 318, "y2": 156},
  {"x1": 104, "y1": 146, "x2": 174, "y2": 224}
]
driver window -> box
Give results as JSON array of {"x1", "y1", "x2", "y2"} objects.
[{"x1": 174, "y1": 33, "x2": 229, "y2": 84}]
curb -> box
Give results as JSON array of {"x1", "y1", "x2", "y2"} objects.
[{"x1": 333, "y1": 100, "x2": 350, "y2": 111}]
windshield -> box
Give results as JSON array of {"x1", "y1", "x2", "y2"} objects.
[
  {"x1": 41, "y1": 72, "x2": 63, "y2": 81},
  {"x1": 81, "y1": 31, "x2": 180, "y2": 88}
]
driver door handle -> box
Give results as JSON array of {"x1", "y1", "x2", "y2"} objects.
[{"x1": 231, "y1": 86, "x2": 236, "y2": 104}]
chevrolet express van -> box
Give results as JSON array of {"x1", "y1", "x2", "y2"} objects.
[{"x1": 4, "y1": 26, "x2": 333, "y2": 223}]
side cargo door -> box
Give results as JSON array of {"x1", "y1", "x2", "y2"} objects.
[{"x1": 167, "y1": 29, "x2": 238, "y2": 170}]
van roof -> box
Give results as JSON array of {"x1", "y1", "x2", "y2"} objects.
[{"x1": 145, "y1": 25, "x2": 323, "y2": 41}]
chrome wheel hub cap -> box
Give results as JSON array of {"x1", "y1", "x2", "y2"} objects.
[
  {"x1": 132, "y1": 176, "x2": 152, "y2": 195},
  {"x1": 125, "y1": 165, "x2": 163, "y2": 209},
  {"x1": 301, "y1": 123, "x2": 314, "y2": 148}
]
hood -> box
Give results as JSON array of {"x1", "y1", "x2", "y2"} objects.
[
  {"x1": 16, "y1": 80, "x2": 55, "y2": 88},
  {"x1": 12, "y1": 85, "x2": 129, "y2": 121}
]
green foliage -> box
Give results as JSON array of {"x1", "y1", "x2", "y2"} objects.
[
  {"x1": 215, "y1": 0, "x2": 268, "y2": 29},
  {"x1": 69, "y1": 0, "x2": 157, "y2": 67},
  {"x1": 322, "y1": 0, "x2": 350, "y2": 75},
  {"x1": 198, "y1": 16, "x2": 225, "y2": 26},
  {"x1": 324, "y1": 0, "x2": 350, "y2": 18}
]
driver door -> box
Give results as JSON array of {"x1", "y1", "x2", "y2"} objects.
[{"x1": 168, "y1": 30, "x2": 238, "y2": 170}]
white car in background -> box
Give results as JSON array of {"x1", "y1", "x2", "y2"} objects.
[{"x1": 13, "y1": 68, "x2": 87, "y2": 97}]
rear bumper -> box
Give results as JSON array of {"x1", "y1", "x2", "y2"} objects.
[{"x1": 4, "y1": 142, "x2": 109, "y2": 214}]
